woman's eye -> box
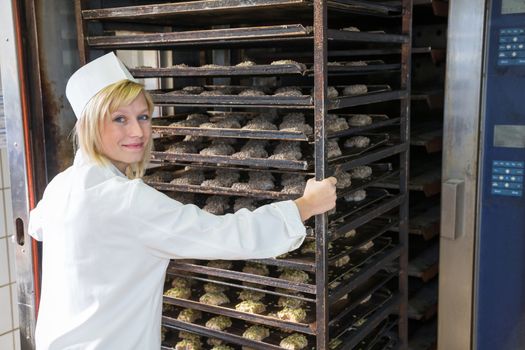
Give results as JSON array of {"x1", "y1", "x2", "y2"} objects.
[
  {"x1": 138, "y1": 114, "x2": 150, "y2": 122},
  {"x1": 113, "y1": 116, "x2": 126, "y2": 123}
]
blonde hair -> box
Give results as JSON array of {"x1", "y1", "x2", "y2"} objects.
[{"x1": 75, "y1": 79, "x2": 154, "y2": 179}]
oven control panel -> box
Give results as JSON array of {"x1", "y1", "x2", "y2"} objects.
[{"x1": 497, "y1": 27, "x2": 525, "y2": 65}]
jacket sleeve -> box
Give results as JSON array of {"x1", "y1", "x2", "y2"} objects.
[
  {"x1": 28, "y1": 202, "x2": 44, "y2": 241},
  {"x1": 128, "y1": 180, "x2": 306, "y2": 260}
]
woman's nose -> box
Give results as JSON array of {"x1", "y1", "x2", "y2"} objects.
[{"x1": 128, "y1": 118, "x2": 144, "y2": 138}]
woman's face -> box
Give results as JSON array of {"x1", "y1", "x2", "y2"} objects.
[{"x1": 99, "y1": 92, "x2": 151, "y2": 173}]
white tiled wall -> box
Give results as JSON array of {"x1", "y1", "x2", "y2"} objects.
[{"x1": 0, "y1": 149, "x2": 19, "y2": 349}]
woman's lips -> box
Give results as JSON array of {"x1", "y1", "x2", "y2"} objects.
[{"x1": 122, "y1": 143, "x2": 144, "y2": 150}]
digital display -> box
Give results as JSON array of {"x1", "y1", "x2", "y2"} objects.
[
  {"x1": 502, "y1": 0, "x2": 525, "y2": 14},
  {"x1": 494, "y1": 125, "x2": 525, "y2": 148}
]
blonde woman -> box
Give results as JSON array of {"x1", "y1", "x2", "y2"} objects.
[{"x1": 29, "y1": 52, "x2": 336, "y2": 349}]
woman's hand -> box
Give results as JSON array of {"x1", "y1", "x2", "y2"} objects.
[{"x1": 294, "y1": 177, "x2": 337, "y2": 221}]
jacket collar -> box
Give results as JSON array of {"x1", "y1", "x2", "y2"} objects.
[{"x1": 73, "y1": 150, "x2": 127, "y2": 178}]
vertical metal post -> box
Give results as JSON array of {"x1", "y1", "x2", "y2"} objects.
[
  {"x1": 313, "y1": 1, "x2": 328, "y2": 349},
  {"x1": 74, "y1": 0, "x2": 88, "y2": 65},
  {"x1": 0, "y1": 1, "x2": 39, "y2": 349},
  {"x1": 399, "y1": 0, "x2": 413, "y2": 348}
]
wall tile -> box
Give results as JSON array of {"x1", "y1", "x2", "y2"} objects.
[
  {"x1": 10, "y1": 283, "x2": 18, "y2": 328},
  {"x1": 3, "y1": 190, "x2": 13, "y2": 238},
  {"x1": 0, "y1": 188, "x2": 5, "y2": 239},
  {"x1": 1, "y1": 148, "x2": 10, "y2": 189},
  {"x1": 0, "y1": 286, "x2": 13, "y2": 334},
  {"x1": 0, "y1": 238, "x2": 9, "y2": 287},
  {"x1": 14, "y1": 329, "x2": 20, "y2": 350},
  {"x1": 0, "y1": 331, "x2": 14, "y2": 350},
  {"x1": 6, "y1": 235, "x2": 15, "y2": 283}
]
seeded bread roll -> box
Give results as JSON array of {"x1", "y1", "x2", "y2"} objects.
[
  {"x1": 327, "y1": 139, "x2": 342, "y2": 158},
  {"x1": 331, "y1": 255, "x2": 350, "y2": 268},
  {"x1": 161, "y1": 326, "x2": 168, "y2": 342},
  {"x1": 242, "y1": 325, "x2": 270, "y2": 341},
  {"x1": 342, "y1": 26, "x2": 360, "y2": 32},
  {"x1": 211, "y1": 345, "x2": 235, "y2": 350},
  {"x1": 279, "y1": 113, "x2": 312, "y2": 135},
  {"x1": 350, "y1": 166, "x2": 373, "y2": 179},
  {"x1": 274, "y1": 86, "x2": 303, "y2": 97},
  {"x1": 199, "y1": 141, "x2": 235, "y2": 156},
  {"x1": 203, "y1": 196, "x2": 229, "y2": 215},
  {"x1": 165, "y1": 286, "x2": 191, "y2": 299},
  {"x1": 235, "y1": 300, "x2": 267, "y2": 314},
  {"x1": 276, "y1": 307, "x2": 307, "y2": 323},
  {"x1": 236, "y1": 60, "x2": 256, "y2": 67},
  {"x1": 232, "y1": 140, "x2": 268, "y2": 159},
  {"x1": 199, "y1": 292, "x2": 230, "y2": 306},
  {"x1": 175, "y1": 339, "x2": 202, "y2": 350},
  {"x1": 243, "y1": 262, "x2": 270, "y2": 276},
  {"x1": 167, "y1": 141, "x2": 200, "y2": 154},
  {"x1": 344, "y1": 136, "x2": 370, "y2": 149},
  {"x1": 182, "y1": 86, "x2": 204, "y2": 94},
  {"x1": 347, "y1": 114, "x2": 372, "y2": 126},
  {"x1": 269, "y1": 141, "x2": 302, "y2": 160},
  {"x1": 179, "y1": 331, "x2": 201, "y2": 342},
  {"x1": 208, "y1": 339, "x2": 224, "y2": 347},
  {"x1": 203, "y1": 283, "x2": 228, "y2": 293},
  {"x1": 277, "y1": 295, "x2": 306, "y2": 309},
  {"x1": 143, "y1": 170, "x2": 173, "y2": 183},
  {"x1": 239, "y1": 88, "x2": 266, "y2": 96},
  {"x1": 177, "y1": 308, "x2": 202, "y2": 323},
  {"x1": 280, "y1": 333, "x2": 309, "y2": 350},
  {"x1": 334, "y1": 168, "x2": 352, "y2": 189},
  {"x1": 202, "y1": 169, "x2": 240, "y2": 188},
  {"x1": 242, "y1": 116, "x2": 277, "y2": 130},
  {"x1": 326, "y1": 114, "x2": 349, "y2": 132},
  {"x1": 171, "y1": 277, "x2": 191, "y2": 289},
  {"x1": 270, "y1": 59, "x2": 307, "y2": 71},
  {"x1": 344, "y1": 190, "x2": 367, "y2": 202},
  {"x1": 170, "y1": 119, "x2": 202, "y2": 127},
  {"x1": 239, "y1": 290, "x2": 265, "y2": 302},
  {"x1": 247, "y1": 172, "x2": 275, "y2": 191},
  {"x1": 233, "y1": 197, "x2": 257, "y2": 212},
  {"x1": 343, "y1": 84, "x2": 368, "y2": 96},
  {"x1": 359, "y1": 240, "x2": 375, "y2": 252},
  {"x1": 170, "y1": 170, "x2": 205, "y2": 186},
  {"x1": 279, "y1": 269, "x2": 310, "y2": 283},
  {"x1": 206, "y1": 315, "x2": 232, "y2": 331}
]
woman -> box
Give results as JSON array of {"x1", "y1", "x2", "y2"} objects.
[{"x1": 29, "y1": 52, "x2": 337, "y2": 349}]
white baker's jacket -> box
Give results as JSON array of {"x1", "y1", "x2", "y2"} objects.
[{"x1": 28, "y1": 152, "x2": 306, "y2": 350}]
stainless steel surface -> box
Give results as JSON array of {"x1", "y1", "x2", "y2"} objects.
[
  {"x1": 441, "y1": 179, "x2": 465, "y2": 240},
  {"x1": 0, "y1": 1, "x2": 36, "y2": 348},
  {"x1": 438, "y1": 0, "x2": 486, "y2": 348}
]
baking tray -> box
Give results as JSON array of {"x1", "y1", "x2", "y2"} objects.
[
  {"x1": 145, "y1": 163, "x2": 397, "y2": 202},
  {"x1": 162, "y1": 282, "x2": 317, "y2": 334},
  {"x1": 83, "y1": 0, "x2": 402, "y2": 24},
  {"x1": 152, "y1": 113, "x2": 396, "y2": 142},
  {"x1": 130, "y1": 63, "x2": 306, "y2": 78},
  {"x1": 87, "y1": 25, "x2": 409, "y2": 50}
]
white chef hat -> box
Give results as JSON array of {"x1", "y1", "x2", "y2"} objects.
[{"x1": 65, "y1": 52, "x2": 137, "y2": 119}]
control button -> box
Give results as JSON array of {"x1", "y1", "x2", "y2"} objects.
[
  {"x1": 492, "y1": 167, "x2": 524, "y2": 175},
  {"x1": 512, "y1": 51, "x2": 518, "y2": 57},
  {"x1": 492, "y1": 188, "x2": 523, "y2": 196},
  {"x1": 491, "y1": 174, "x2": 524, "y2": 182},
  {"x1": 498, "y1": 58, "x2": 514, "y2": 65}
]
